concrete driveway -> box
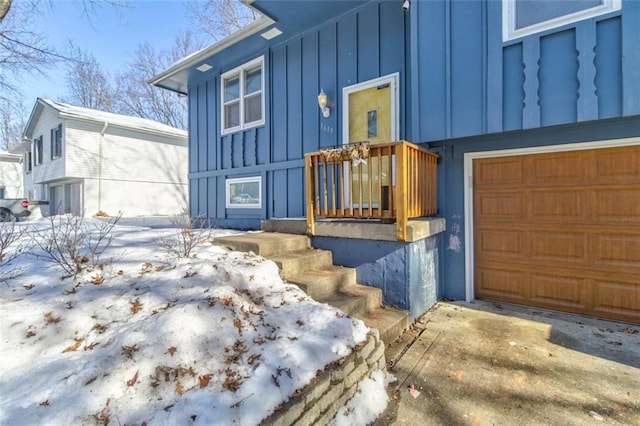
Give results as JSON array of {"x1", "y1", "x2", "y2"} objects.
[{"x1": 378, "y1": 301, "x2": 639, "y2": 425}]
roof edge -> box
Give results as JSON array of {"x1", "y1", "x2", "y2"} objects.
[{"x1": 149, "y1": 11, "x2": 275, "y2": 94}]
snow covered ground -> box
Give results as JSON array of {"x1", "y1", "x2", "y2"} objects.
[{"x1": 0, "y1": 217, "x2": 389, "y2": 425}]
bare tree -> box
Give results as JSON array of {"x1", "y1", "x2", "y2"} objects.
[
  {"x1": 113, "y1": 31, "x2": 204, "y2": 129},
  {"x1": 0, "y1": 0, "x2": 126, "y2": 93},
  {"x1": 65, "y1": 46, "x2": 114, "y2": 111},
  {"x1": 0, "y1": 97, "x2": 27, "y2": 151},
  {"x1": 0, "y1": 0, "x2": 11, "y2": 22},
  {"x1": 0, "y1": 0, "x2": 60, "y2": 92},
  {"x1": 187, "y1": 0, "x2": 259, "y2": 41}
]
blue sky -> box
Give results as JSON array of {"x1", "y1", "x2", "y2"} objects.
[{"x1": 17, "y1": 0, "x2": 203, "y2": 107}]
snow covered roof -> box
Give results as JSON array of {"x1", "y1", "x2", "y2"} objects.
[{"x1": 23, "y1": 98, "x2": 188, "y2": 140}]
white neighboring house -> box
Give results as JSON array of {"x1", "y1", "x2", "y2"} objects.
[
  {"x1": 21, "y1": 98, "x2": 188, "y2": 217},
  {"x1": 0, "y1": 151, "x2": 23, "y2": 199}
]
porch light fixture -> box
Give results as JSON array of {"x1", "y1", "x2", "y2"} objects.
[{"x1": 317, "y1": 89, "x2": 330, "y2": 118}]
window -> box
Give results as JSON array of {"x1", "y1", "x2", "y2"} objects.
[
  {"x1": 51, "y1": 124, "x2": 62, "y2": 159},
  {"x1": 24, "y1": 151, "x2": 32, "y2": 172},
  {"x1": 221, "y1": 57, "x2": 264, "y2": 134},
  {"x1": 503, "y1": 0, "x2": 621, "y2": 41},
  {"x1": 226, "y1": 176, "x2": 262, "y2": 209},
  {"x1": 34, "y1": 136, "x2": 43, "y2": 166}
]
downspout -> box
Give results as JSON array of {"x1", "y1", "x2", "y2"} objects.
[{"x1": 99, "y1": 122, "x2": 108, "y2": 213}]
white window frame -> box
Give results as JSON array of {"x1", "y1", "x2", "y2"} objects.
[
  {"x1": 220, "y1": 56, "x2": 265, "y2": 135},
  {"x1": 503, "y1": 0, "x2": 621, "y2": 42},
  {"x1": 225, "y1": 176, "x2": 262, "y2": 209}
]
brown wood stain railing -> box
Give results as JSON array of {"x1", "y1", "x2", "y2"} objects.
[{"x1": 304, "y1": 140, "x2": 438, "y2": 241}]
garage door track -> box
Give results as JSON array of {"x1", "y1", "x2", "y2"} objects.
[{"x1": 379, "y1": 301, "x2": 640, "y2": 425}]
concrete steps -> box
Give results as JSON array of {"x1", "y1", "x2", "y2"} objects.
[{"x1": 214, "y1": 232, "x2": 410, "y2": 346}]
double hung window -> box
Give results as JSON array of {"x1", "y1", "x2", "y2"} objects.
[
  {"x1": 51, "y1": 124, "x2": 62, "y2": 159},
  {"x1": 221, "y1": 57, "x2": 264, "y2": 134}
]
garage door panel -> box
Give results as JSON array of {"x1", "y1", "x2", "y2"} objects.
[
  {"x1": 529, "y1": 151, "x2": 586, "y2": 183},
  {"x1": 475, "y1": 191, "x2": 525, "y2": 218},
  {"x1": 528, "y1": 190, "x2": 585, "y2": 220},
  {"x1": 593, "y1": 147, "x2": 640, "y2": 182},
  {"x1": 476, "y1": 266, "x2": 527, "y2": 301},
  {"x1": 592, "y1": 234, "x2": 640, "y2": 268},
  {"x1": 591, "y1": 188, "x2": 640, "y2": 222},
  {"x1": 474, "y1": 145, "x2": 640, "y2": 323},
  {"x1": 592, "y1": 279, "x2": 640, "y2": 323},
  {"x1": 476, "y1": 229, "x2": 524, "y2": 258},
  {"x1": 475, "y1": 157, "x2": 524, "y2": 186},
  {"x1": 529, "y1": 273, "x2": 586, "y2": 309},
  {"x1": 530, "y1": 231, "x2": 586, "y2": 262}
]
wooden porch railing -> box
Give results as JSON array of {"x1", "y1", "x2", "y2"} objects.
[{"x1": 304, "y1": 140, "x2": 439, "y2": 241}]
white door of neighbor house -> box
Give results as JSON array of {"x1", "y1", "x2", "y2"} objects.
[
  {"x1": 342, "y1": 73, "x2": 399, "y2": 206},
  {"x1": 68, "y1": 183, "x2": 82, "y2": 216},
  {"x1": 50, "y1": 185, "x2": 64, "y2": 215}
]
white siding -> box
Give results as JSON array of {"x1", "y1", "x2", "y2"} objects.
[
  {"x1": 30, "y1": 106, "x2": 66, "y2": 184},
  {"x1": 0, "y1": 156, "x2": 23, "y2": 198},
  {"x1": 83, "y1": 178, "x2": 188, "y2": 217},
  {"x1": 25, "y1": 103, "x2": 188, "y2": 217}
]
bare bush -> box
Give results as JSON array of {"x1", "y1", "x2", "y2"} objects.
[
  {"x1": 30, "y1": 213, "x2": 122, "y2": 279},
  {"x1": 157, "y1": 215, "x2": 212, "y2": 258},
  {"x1": 0, "y1": 220, "x2": 29, "y2": 283}
]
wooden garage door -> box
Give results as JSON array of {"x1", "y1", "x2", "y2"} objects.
[{"x1": 474, "y1": 145, "x2": 640, "y2": 323}]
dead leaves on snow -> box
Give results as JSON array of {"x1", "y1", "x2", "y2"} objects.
[
  {"x1": 198, "y1": 374, "x2": 213, "y2": 388},
  {"x1": 44, "y1": 312, "x2": 61, "y2": 325},
  {"x1": 126, "y1": 370, "x2": 139, "y2": 387},
  {"x1": 62, "y1": 338, "x2": 83, "y2": 353},
  {"x1": 121, "y1": 344, "x2": 139, "y2": 359},
  {"x1": 130, "y1": 298, "x2": 143, "y2": 314}
]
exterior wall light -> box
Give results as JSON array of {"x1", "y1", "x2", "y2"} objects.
[{"x1": 318, "y1": 89, "x2": 330, "y2": 118}]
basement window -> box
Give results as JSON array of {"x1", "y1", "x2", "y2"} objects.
[{"x1": 226, "y1": 176, "x2": 262, "y2": 209}]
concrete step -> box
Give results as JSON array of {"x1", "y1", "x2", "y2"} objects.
[
  {"x1": 357, "y1": 307, "x2": 410, "y2": 347},
  {"x1": 270, "y1": 248, "x2": 333, "y2": 280},
  {"x1": 314, "y1": 284, "x2": 383, "y2": 319},
  {"x1": 214, "y1": 232, "x2": 309, "y2": 257},
  {"x1": 287, "y1": 266, "x2": 357, "y2": 300}
]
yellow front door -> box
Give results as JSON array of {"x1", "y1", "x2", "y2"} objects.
[{"x1": 347, "y1": 83, "x2": 392, "y2": 205}]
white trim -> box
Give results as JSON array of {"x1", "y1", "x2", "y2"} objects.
[
  {"x1": 463, "y1": 137, "x2": 640, "y2": 302},
  {"x1": 221, "y1": 56, "x2": 265, "y2": 135},
  {"x1": 341, "y1": 73, "x2": 400, "y2": 145},
  {"x1": 225, "y1": 176, "x2": 262, "y2": 209},
  {"x1": 149, "y1": 13, "x2": 275, "y2": 94},
  {"x1": 503, "y1": 0, "x2": 621, "y2": 42}
]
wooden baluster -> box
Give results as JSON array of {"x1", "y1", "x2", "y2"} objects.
[
  {"x1": 322, "y1": 159, "x2": 328, "y2": 217},
  {"x1": 305, "y1": 154, "x2": 315, "y2": 235},
  {"x1": 396, "y1": 142, "x2": 408, "y2": 241}
]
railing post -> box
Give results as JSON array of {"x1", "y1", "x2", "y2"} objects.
[
  {"x1": 395, "y1": 141, "x2": 408, "y2": 241},
  {"x1": 304, "y1": 153, "x2": 316, "y2": 235}
]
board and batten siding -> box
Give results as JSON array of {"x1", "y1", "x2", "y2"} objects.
[
  {"x1": 413, "y1": 0, "x2": 639, "y2": 142},
  {"x1": 188, "y1": 1, "x2": 407, "y2": 227}
]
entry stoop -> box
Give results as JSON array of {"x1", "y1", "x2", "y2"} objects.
[{"x1": 214, "y1": 232, "x2": 409, "y2": 345}]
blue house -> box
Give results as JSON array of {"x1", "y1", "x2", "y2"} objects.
[{"x1": 153, "y1": 0, "x2": 640, "y2": 324}]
